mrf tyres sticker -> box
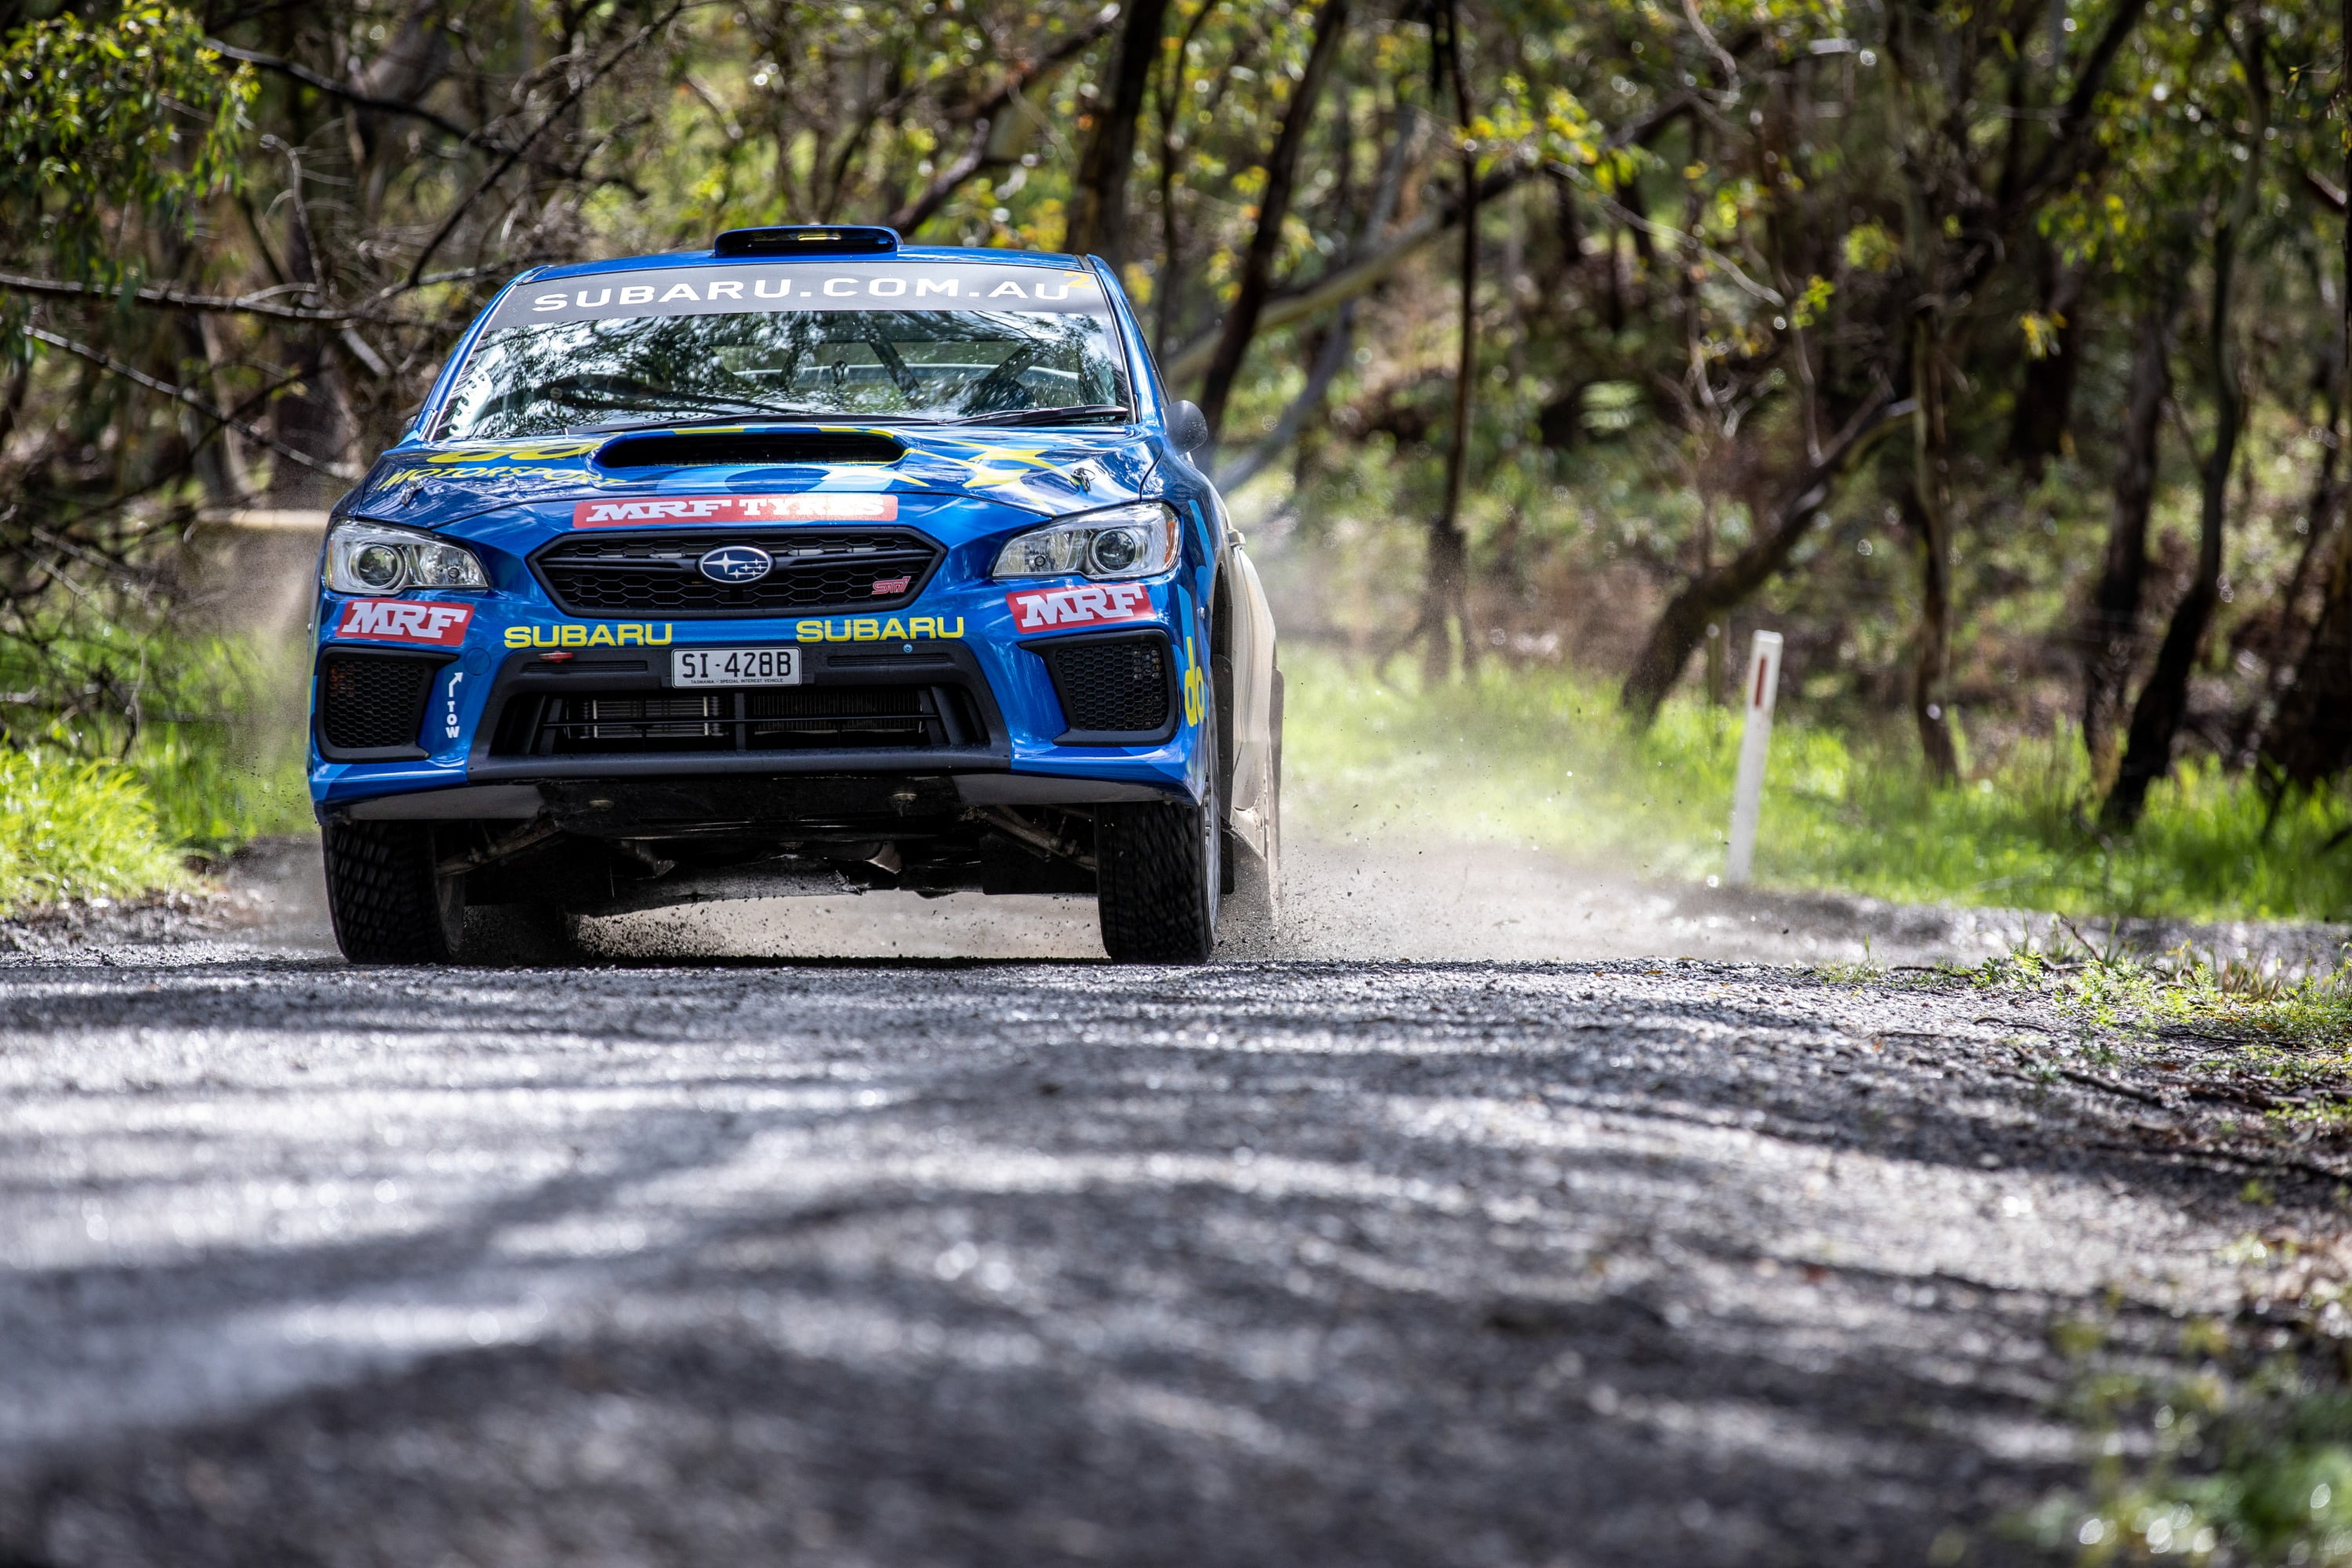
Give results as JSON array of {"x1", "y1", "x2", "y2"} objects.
[
  {"x1": 336, "y1": 599, "x2": 474, "y2": 646},
  {"x1": 1005, "y1": 583, "x2": 1153, "y2": 633},
  {"x1": 572, "y1": 495, "x2": 900, "y2": 527}
]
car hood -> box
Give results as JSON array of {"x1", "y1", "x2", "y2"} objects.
[{"x1": 347, "y1": 425, "x2": 1164, "y2": 531}]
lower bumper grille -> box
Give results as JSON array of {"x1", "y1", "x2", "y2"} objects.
[
  {"x1": 318, "y1": 652, "x2": 441, "y2": 754},
  {"x1": 1040, "y1": 634, "x2": 1175, "y2": 742},
  {"x1": 495, "y1": 684, "x2": 979, "y2": 756}
]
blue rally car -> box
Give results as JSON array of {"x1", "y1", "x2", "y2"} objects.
[{"x1": 310, "y1": 226, "x2": 1282, "y2": 964}]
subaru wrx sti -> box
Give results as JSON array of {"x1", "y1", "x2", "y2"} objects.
[{"x1": 309, "y1": 226, "x2": 1280, "y2": 964}]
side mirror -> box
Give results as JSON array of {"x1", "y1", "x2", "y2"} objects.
[{"x1": 1168, "y1": 399, "x2": 1210, "y2": 456}]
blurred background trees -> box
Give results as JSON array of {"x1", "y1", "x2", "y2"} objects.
[{"x1": 1, "y1": 0, "x2": 2347, "y2": 859}]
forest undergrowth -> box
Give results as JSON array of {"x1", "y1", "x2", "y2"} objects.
[
  {"x1": 0, "y1": 623, "x2": 307, "y2": 916},
  {"x1": 1283, "y1": 648, "x2": 2352, "y2": 925}
]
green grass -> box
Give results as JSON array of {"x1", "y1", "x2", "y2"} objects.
[
  {"x1": 1964, "y1": 947, "x2": 2352, "y2": 1053},
  {"x1": 0, "y1": 622, "x2": 311, "y2": 916},
  {"x1": 0, "y1": 748, "x2": 191, "y2": 914},
  {"x1": 121, "y1": 633, "x2": 312, "y2": 858},
  {"x1": 1283, "y1": 648, "x2": 2352, "y2": 923},
  {"x1": 2029, "y1": 1358, "x2": 2352, "y2": 1566}
]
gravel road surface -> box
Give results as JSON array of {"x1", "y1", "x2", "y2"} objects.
[{"x1": 0, "y1": 843, "x2": 2305, "y2": 1566}]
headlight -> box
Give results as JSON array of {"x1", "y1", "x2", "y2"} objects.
[
  {"x1": 991, "y1": 502, "x2": 1179, "y2": 582},
  {"x1": 324, "y1": 519, "x2": 488, "y2": 594}
]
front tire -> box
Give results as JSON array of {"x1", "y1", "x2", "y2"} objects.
[
  {"x1": 323, "y1": 821, "x2": 464, "y2": 963},
  {"x1": 323, "y1": 822, "x2": 583, "y2": 965},
  {"x1": 1096, "y1": 793, "x2": 1221, "y2": 963}
]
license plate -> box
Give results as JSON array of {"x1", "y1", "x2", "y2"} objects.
[{"x1": 672, "y1": 646, "x2": 803, "y2": 687}]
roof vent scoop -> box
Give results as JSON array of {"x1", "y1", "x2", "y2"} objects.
[{"x1": 713, "y1": 225, "x2": 900, "y2": 257}]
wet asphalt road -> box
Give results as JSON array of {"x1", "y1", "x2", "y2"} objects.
[{"x1": 0, "y1": 928, "x2": 2284, "y2": 1568}]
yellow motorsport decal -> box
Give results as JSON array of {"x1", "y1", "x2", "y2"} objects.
[
  {"x1": 506, "y1": 622, "x2": 674, "y2": 648},
  {"x1": 910, "y1": 437, "x2": 1063, "y2": 488},
  {"x1": 422, "y1": 442, "x2": 602, "y2": 464},
  {"x1": 1182, "y1": 634, "x2": 1206, "y2": 726},
  {"x1": 793, "y1": 616, "x2": 965, "y2": 641},
  {"x1": 379, "y1": 464, "x2": 588, "y2": 486}
]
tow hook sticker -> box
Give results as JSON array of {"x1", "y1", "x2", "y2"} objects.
[
  {"x1": 336, "y1": 599, "x2": 474, "y2": 646},
  {"x1": 441, "y1": 669, "x2": 465, "y2": 740}
]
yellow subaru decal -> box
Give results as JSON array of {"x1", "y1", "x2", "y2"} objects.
[
  {"x1": 793, "y1": 616, "x2": 965, "y2": 642},
  {"x1": 505, "y1": 622, "x2": 674, "y2": 648}
]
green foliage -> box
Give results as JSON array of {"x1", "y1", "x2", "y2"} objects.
[
  {"x1": 2031, "y1": 1362, "x2": 2352, "y2": 1566},
  {"x1": 1282, "y1": 649, "x2": 2352, "y2": 922},
  {"x1": 0, "y1": 5, "x2": 254, "y2": 275},
  {"x1": 1965, "y1": 946, "x2": 2352, "y2": 1051},
  {"x1": 0, "y1": 613, "x2": 310, "y2": 887},
  {"x1": 0, "y1": 748, "x2": 185, "y2": 915},
  {"x1": 119, "y1": 635, "x2": 312, "y2": 857}
]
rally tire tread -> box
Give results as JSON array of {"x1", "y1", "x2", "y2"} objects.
[
  {"x1": 1096, "y1": 801, "x2": 1215, "y2": 964},
  {"x1": 322, "y1": 822, "x2": 454, "y2": 964}
]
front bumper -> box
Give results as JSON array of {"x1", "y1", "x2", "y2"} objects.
[{"x1": 309, "y1": 576, "x2": 1207, "y2": 820}]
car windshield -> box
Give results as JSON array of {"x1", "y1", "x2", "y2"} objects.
[{"x1": 435, "y1": 261, "x2": 1131, "y2": 440}]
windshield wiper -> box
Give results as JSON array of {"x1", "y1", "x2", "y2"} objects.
[{"x1": 948, "y1": 404, "x2": 1131, "y2": 427}]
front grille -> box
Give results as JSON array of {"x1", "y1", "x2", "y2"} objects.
[
  {"x1": 1042, "y1": 637, "x2": 1173, "y2": 738},
  {"x1": 495, "y1": 684, "x2": 978, "y2": 755},
  {"x1": 318, "y1": 652, "x2": 438, "y2": 752},
  {"x1": 534, "y1": 528, "x2": 941, "y2": 618},
  {"x1": 594, "y1": 431, "x2": 902, "y2": 469}
]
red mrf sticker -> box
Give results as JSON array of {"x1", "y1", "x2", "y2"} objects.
[
  {"x1": 572, "y1": 495, "x2": 900, "y2": 527},
  {"x1": 1005, "y1": 583, "x2": 1153, "y2": 633},
  {"x1": 335, "y1": 599, "x2": 474, "y2": 646}
]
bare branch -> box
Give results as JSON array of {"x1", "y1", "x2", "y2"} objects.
[
  {"x1": 22, "y1": 327, "x2": 364, "y2": 481},
  {"x1": 405, "y1": 5, "x2": 688, "y2": 287},
  {"x1": 0, "y1": 266, "x2": 500, "y2": 326},
  {"x1": 884, "y1": 11, "x2": 1123, "y2": 235},
  {"x1": 0, "y1": 270, "x2": 365, "y2": 323},
  {"x1": 1162, "y1": 93, "x2": 1699, "y2": 384},
  {"x1": 205, "y1": 38, "x2": 514, "y2": 158}
]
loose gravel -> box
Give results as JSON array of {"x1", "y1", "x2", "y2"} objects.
[{"x1": 0, "y1": 927, "x2": 2305, "y2": 1567}]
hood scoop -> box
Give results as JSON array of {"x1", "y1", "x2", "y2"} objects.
[{"x1": 596, "y1": 430, "x2": 903, "y2": 469}]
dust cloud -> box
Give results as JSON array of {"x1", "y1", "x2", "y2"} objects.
[
  {"x1": 234, "y1": 825, "x2": 2340, "y2": 974},
  {"x1": 568, "y1": 833, "x2": 2014, "y2": 967},
  {"x1": 235, "y1": 822, "x2": 2341, "y2": 971}
]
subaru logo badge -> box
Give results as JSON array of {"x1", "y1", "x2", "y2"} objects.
[{"x1": 699, "y1": 545, "x2": 773, "y2": 584}]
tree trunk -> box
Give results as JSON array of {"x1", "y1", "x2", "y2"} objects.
[
  {"x1": 1192, "y1": 0, "x2": 1351, "y2": 450},
  {"x1": 2267, "y1": 530, "x2": 2352, "y2": 789},
  {"x1": 2081, "y1": 287, "x2": 2175, "y2": 771},
  {"x1": 2005, "y1": 252, "x2": 2085, "y2": 475},
  {"x1": 1062, "y1": 0, "x2": 1173, "y2": 266},
  {"x1": 2104, "y1": 54, "x2": 2264, "y2": 828},
  {"x1": 1620, "y1": 391, "x2": 1905, "y2": 724},
  {"x1": 1910, "y1": 320, "x2": 1959, "y2": 781},
  {"x1": 2259, "y1": 0, "x2": 2352, "y2": 789},
  {"x1": 1421, "y1": 0, "x2": 1476, "y2": 684}
]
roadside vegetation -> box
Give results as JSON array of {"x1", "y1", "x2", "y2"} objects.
[
  {"x1": 1283, "y1": 650, "x2": 2352, "y2": 924},
  {"x1": 2028, "y1": 1348, "x2": 2352, "y2": 1566},
  {"x1": 0, "y1": 750, "x2": 185, "y2": 914},
  {"x1": 0, "y1": 619, "x2": 307, "y2": 917}
]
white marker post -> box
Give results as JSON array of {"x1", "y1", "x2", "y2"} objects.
[{"x1": 1724, "y1": 630, "x2": 1784, "y2": 886}]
